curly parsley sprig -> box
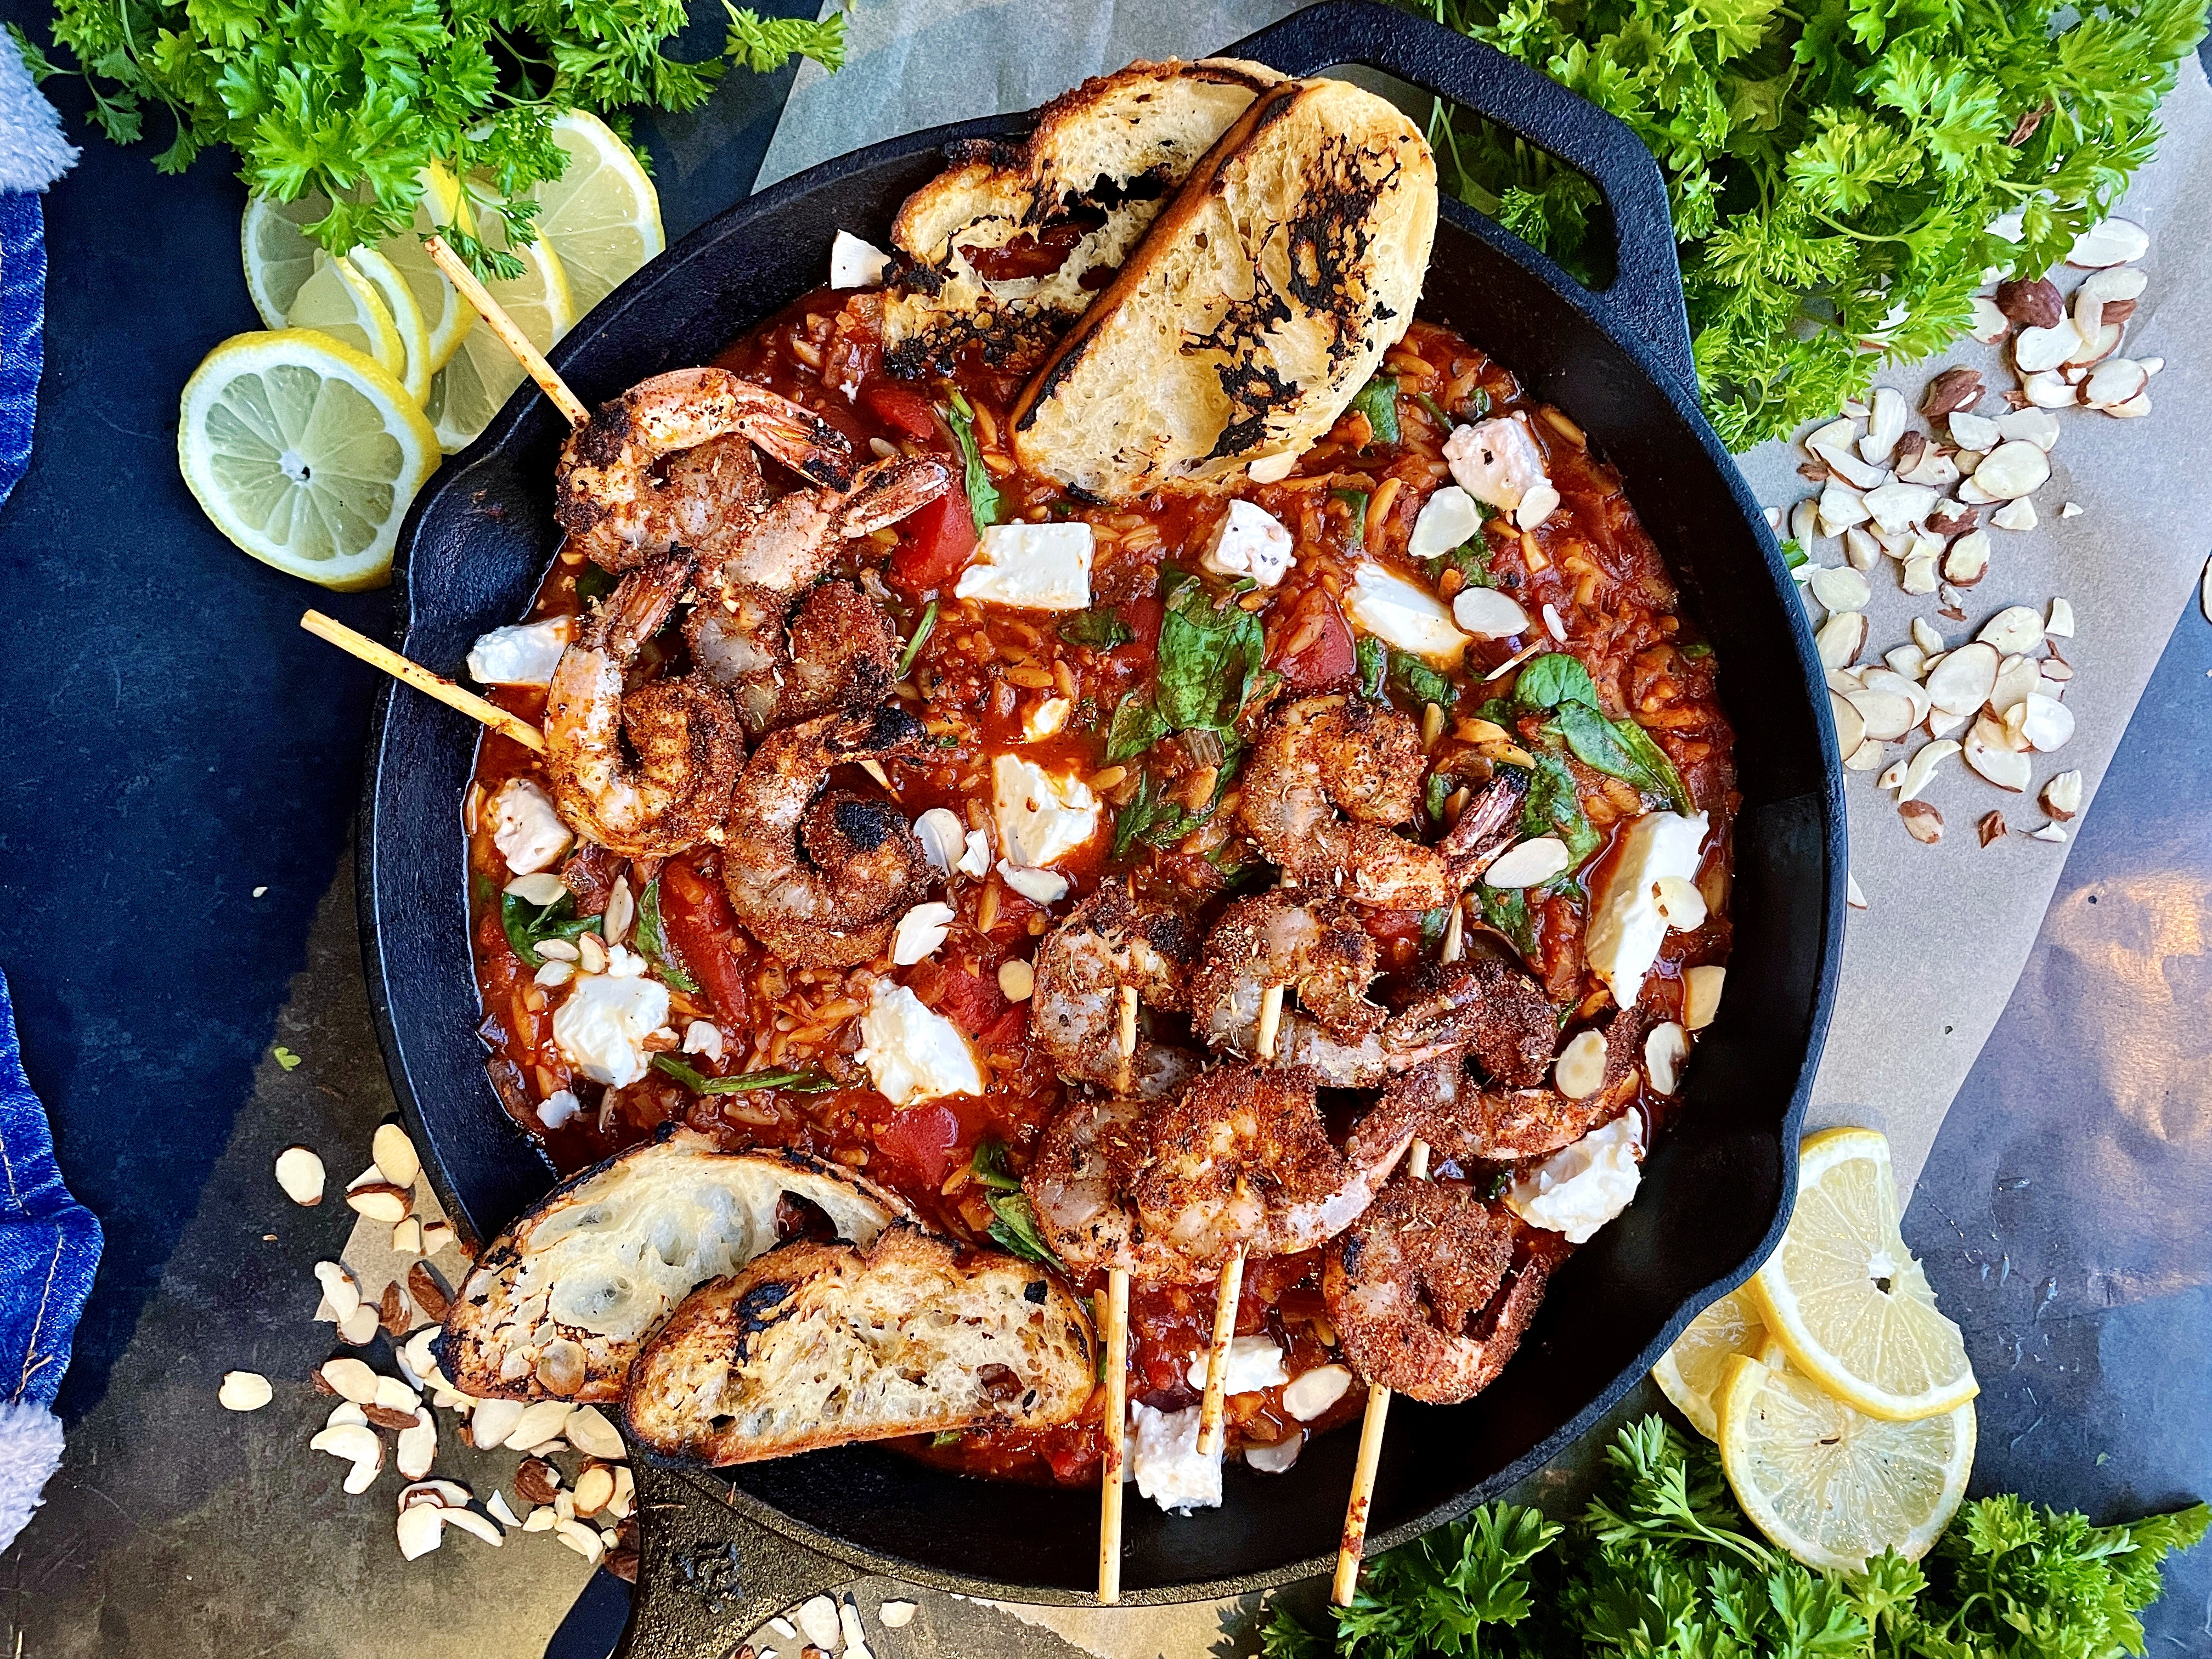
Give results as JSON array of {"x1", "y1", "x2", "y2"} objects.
[
  {"x1": 1411, "y1": 0, "x2": 2205, "y2": 447},
  {"x1": 10, "y1": 1, "x2": 844, "y2": 277}
]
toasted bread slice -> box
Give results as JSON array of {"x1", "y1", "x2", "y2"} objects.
[
  {"x1": 1011, "y1": 77, "x2": 1438, "y2": 501},
  {"x1": 881, "y1": 58, "x2": 1281, "y2": 379},
  {"x1": 439, "y1": 1131, "x2": 908, "y2": 1403},
  {"x1": 624, "y1": 1224, "x2": 1094, "y2": 1466}
]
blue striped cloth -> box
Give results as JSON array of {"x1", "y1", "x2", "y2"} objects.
[{"x1": 0, "y1": 191, "x2": 46, "y2": 506}]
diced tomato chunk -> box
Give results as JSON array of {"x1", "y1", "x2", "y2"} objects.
[
  {"x1": 1274, "y1": 595, "x2": 1355, "y2": 688},
  {"x1": 877, "y1": 1101, "x2": 960, "y2": 1189},
  {"x1": 910, "y1": 962, "x2": 1005, "y2": 1037},
  {"x1": 861, "y1": 379, "x2": 939, "y2": 440},
  {"x1": 1113, "y1": 596, "x2": 1163, "y2": 665},
  {"x1": 977, "y1": 1007, "x2": 1029, "y2": 1049},
  {"x1": 657, "y1": 860, "x2": 751, "y2": 1025},
  {"x1": 888, "y1": 490, "x2": 979, "y2": 592}
]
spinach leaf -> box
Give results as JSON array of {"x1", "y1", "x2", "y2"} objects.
[
  {"x1": 1059, "y1": 607, "x2": 1133, "y2": 651},
  {"x1": 1109, "y1": 770, "x2": 1203, "y2": 862},
  {"x1": 631, "y1": 880, "x2": 699, "y2": 994},
  {"x1": 650, "y1": 1057, "x2": 834, "y2": 1094},
  {"x1": 971, "y1": 1142, "x2": 1062, "y2": 1267},
  {"x1": 1425, "y1": 539, "x2": 1492, "y2": 589},
  {"x1": 1156, "y1": 572, "x2": 1268, "y2": 733},
  {"x1": 1424, "y1": 771, "x2": 1452, "y2": 827},
  {"x1": 896, "y1": 600, "x2": 936, "y2": 676},
  {"x1": 1105, "y1": 693, "x2": 1169, "y2": 764},
  {"x1": 1355, "y1": 635, "x2": 1389, "y2": 701},
  {"x1": 970, "y1": 1138, "x2": 1023, "y2": 1193},
  {"x1": 1681, "y1": 639, "x2": 1713, "y2": 660},
  {"x1": 1389, "y1": 650, "x2": 1455, "y2": 711},
  {"x1": 1350, "y1": 375, "x2": 1400, "y2": 445},
  {"x1": 1511, "y1": 651, "x2": 1600, "y2": 713},
  {"x1": 1553, "y1": 703, "x2": 1694, "y2": 815},
  {"x1": 574, "y1": 563, "x2": 616, "y2": 604},
  {"x1": 1519, "y1": 752, "x2": 1601, "y2": 866},
  {"x1": 1477, "y1": 887, "x2": 1539, "y2": 962},
  {"x1": 1331, "y1": 488, "x2": 1370, "y2": 554},
  {"x1": 500, "y1": 889, "x2": 597, "y2": 968},
  {"x1": 943, "y1": 388, "x2": 1001, "y2": 533}
]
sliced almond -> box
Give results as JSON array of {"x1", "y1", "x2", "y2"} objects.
[
  {"x1": 1644, "y1": 1023, "x2": 1689, "y2": 1094},
  {"x1": 572, "y1": 1464, "x2": 618, "y2": 1518},
  {"x1": 2067, "y1": 216, "x2": 2147, "y2": 267},
  {"x1": 1911, "y1": 618, "x2": 1946, "y2": 656},
  {"x1": 313, "y1": 1260, "x2": 362, "y2": 1324},
  {"x1": 1790, "y1": 498, "x2": 1820, "y2": 549},
  {"x1": 1942, "y1": 530, "x2": 1990, "y2": 586},
  {"x1": 326, "y1": 1401, "x2": 367, "y2": 1429},
  {"x1": 1817, "y1": 478, "x2": 1871, "y2": 535},
  {"x1": 1898, "y1": 738, "x2": 1962, "y2": 802},
  {"x1": 1972, "y1": 441, "x2": 2051, "y2": 500},
  {"x1": 1860, "y1": 387, "x2": 1907, "y2": 463},
  {"x1": 397, "y1": 1409, "x2": 437, "y2": 1480},
  {"x1": 407, "y1": 1261, "x2": 453, "y2": 1322},
  {"x1": 1554, "y1": 1029, "x2": 1607, "y2": 1101},
  {"x1": 1861, "y1": 481, "x2": 1935, "y2": 534},
  {"x1": 377, "y1": 1280, "x2": 410, "y2": 1338},
  {"x1": 219, "y1": 1370, "x2": 274, "y2": 1411},
  {"x1": 515, "y1": 1455, "x2": 562, "y2": 1506},
  {"x1": 2066, "y1": 321, "x2": 2122, "y2": 368},
  {"x1": 2030, "y1": 822, "x2": 2069, "y2": 842},
  {"x1": 319, "y1": 1356, "x2": 380, "y2": 1403},
  {"x1": 441, "y1": 1507, "x2": 503, "y2": 1547},
  {"x1": 504, "y1": 1399, "x2": 574, "y2": 1451},
  {"x1": 1924, "y1": 500, "x2": 1978, "y2": 539},
  {"x1": 1963, "y1": 717, "x2": 2032, "y2": 791},
  {"x1": 1861, "y1": 668, "x2": 1932, "y2": 725},
  {"x1": 392, "y1": 1216, "x2": 424, "y2": 1257},
  {"x1": 467, "y1": 1397, "x2": 524, "y2": 1452},
  {"x1": 337, "y1": 1304, "x2": 381, "y2": 1346},
  {"x1": 1897, "y1": 444, "x2": 1960, "y2": 489},
  {"x1": 1977, "y1": 810, "x2": 2008, "y2": 847},
  {"x1": 275, "y1": 1146, "x2": 326, "y2": 1207},
  {"x1": 1847, "y1": 873, "x2": 1869, "y2": 910},
  {"x1": 2041, "y1": 770, "x2": 2084, "y2": 820},
  {"x1": 1966, "y1": 296, "x2": 2011, "y2": 342},
  {"x1": 1948, "y1": 411, "x2": 2000, "y2": 452},
  {"x1": 1843, "y1": 687, "x2": 1915, "y2": 743},
  {"x1": 2019, "y1": 693, "x2": 2074, "y2": 752},
  {"x1": 487, "y1": 1491, "x2": 523, "y2": 1528},
  {"x1": 1811, "y1": 442, "x2": 1889, "y2": 490},
  {"x1": 555, "y1": 1518, "x2": 606, "y2": 1562},
  {"x1": 537, "y1": 1338, "x2": 587, "y2": 1398},
  {"x1": 1993, "y1": 408, "x2": 2061, "y2": 450},
  {"x1": 1900, "y1": 553, "x2": 1939, "y2": 596},
  {"x1": 1883, "y1": 644, "x2": 1928, "y2": 680},
  {"x1": 2103, "y1": 390, "x2": 2152, "y2": 419},
  {"x1": 1925, "y1": 641, "x2": 1999, "y2": 716},
  {"x1": 1990, "y1": 654, "x2": 2042, "y2": 717},
  {"x1": 2083, "y1": 357, "x2": 2147, "y2": 409},
  {"x1": 1877, "y1": 759, "x2": 1908, "y2": 790},
  {"x1": 2021, "y1": 370, "x2": 2076, "y2": 409},
  {"x1": 371, "y1": 1123, "x2": 421, "y2": 1189},
  {"x1": 607, "y1": 1464, "x2": 636, "y2": 1520},
  {"x1": 1684, "y1": 965, "x2": 1725, "y2": 1032},
  {"x1": 1804, "y1": 416, "x2": 1855, "y2": 455},
  {"x1": 363, "y1": 1402, "x2": 419, "y2": 1431},
  {"x1": 1829, "y1": 692, "x2": 1865, "y2": 756},
  {"x1": 1977, "y1": 605, "x2": 2045, "y2": 656},
  {"x1": 420, "y1": 1221, "x2": 458, "y2": 1256},
  {"x1": 396, "y1": 1504, "x2": 445, "y2": 1560},
  {"x1": 565, "y1": 1404, "x2": 626, "y2": 1461},
  {"x1": 345, "y1": 1183, "x2": 411, "y2": 1223},
  {"x1": 1989, "y1": 496, "x2": 2036, "y2": 532},
  {"x1": 1920, "y1": 366, "x2": 1984, "y2": 419},
  {"x1": 1842, "y1": 526, "x2": 1880, "y2": 570},
  {"x1": 310, "y1": 1421, "x2": 382, "y2": 1468},
  {"x1": 2046, "y1": 598, "x2": 2075, "y2": 638},
  {"x1": 370, "y1": 1373, "x2": 419, "y2": 1414},
  {"x1": 1899, "y1": 800, "x2": 1944, "y2": 844},
  {"x1": 1816, "y1": 611, "x2": 1867, "y2": 669},
  {"x1": 2012, "y1": 319, "x2": 2081, "y2": 374},
  {"x1": 399, "y1": 1327, "x2": 443, "y2": 1390},
  {"x1": 1845, "y1": 739, "x2": 1884, "y2": 771}
]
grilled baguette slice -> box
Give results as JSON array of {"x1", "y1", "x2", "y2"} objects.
[
  {"x1": 624, "y1": 1224, "x2": 1094, "y2": 1466},
  {"x1": 881, "y1": 57, "x2": 1281, "y2": 379},
  {"x1": 1011, "y1": 77, "x2": 1438, "y2": 501},
  {"x1": 439, "y1": 1131, "x2": 907, "y2": 1403}
]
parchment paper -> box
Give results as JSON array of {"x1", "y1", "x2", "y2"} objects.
[{"x1": 764, "y1": 3, "x2": 2212, "y2": 1197}]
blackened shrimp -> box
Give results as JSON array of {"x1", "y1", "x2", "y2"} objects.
[
  {"x1": 554, "y1": 369, "x2": 854, "y2": 570},
  {"x1": 1237, "y1": 696, "x2": 1448, "y2": 909},
  {"x1": 719, "y1": 704, "x2": 929, "y2": 967},
  {"x1": 1020, "y1": 1097, "x2": 1194, "y2": 1281},
  {"x1": 687, "y1": 456, "x2": 952, "y2": 732},
  {"x1": 1128, "y1": 1064, "x2": 1412, "y2": 1271},
  {"x1": 1188, "y1": 888, "x2": 1391, "y2": 1086},
  {"x1": 1322, "y1": 1180, "x2": 1567, "y2": 1403},
  {"x1": 541, "y1": 605, "x2": 743, "y2": 860},
  {"x1": 1028, "y1": 880, "x2": 1201, "y2": 1096},
  {"x1": 1380, "y1": 1002, "x2": 1651, "y2": 1165},
  {"x1": 1383, "y1": 940, "x2": 1559, "y2": 1089}
]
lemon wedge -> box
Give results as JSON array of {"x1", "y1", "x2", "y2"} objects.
[
  {"x1": 287, "y1": 255, "x2": 407, "y2": 385},
  {"x1": 529, "y1": 110, "x2": 664, "y2": 317},
  {"x1": 178, "y1": 330, "x2": 440, "y2": 590},
  {"x1": 421, "y1": 168, "x2": 576, "y2": 453},
  {"x1": 1716, "y1": 1351, "x2": 1975, "y2": 1572},
  {"x1": 1748, "y1": 1126, "x2": 1978, "y2": 1421},
  {"x1": 1651, "y1": 1285, "x2": 1767, "y2": 1441}
]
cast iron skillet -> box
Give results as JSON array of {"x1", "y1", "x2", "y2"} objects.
[{"x1": 359, "y1": 1, "x2": 1845, "y2": 1647}]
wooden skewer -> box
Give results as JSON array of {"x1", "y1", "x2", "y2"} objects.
[
  {"x1": 301, "y1": 610, "x2": 545, "y2": 753},
  {"x1": 422, "y1": 234, "x2": 590, "y2": 427},
  {"x1": 1098, "y1": 1264, "x2": 1130, "y2": 1604},
  {"x1": 1333, "y1": 898, "x2": 1462, "y2": 1603},
  {"x1": 1198, "y1": 979, "x2": 1286, "y2": 1455},
  {"x1": 1115, "y1": 984, "x2": 1139, "y2": 1097}
]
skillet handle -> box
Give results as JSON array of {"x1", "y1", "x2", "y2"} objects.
[
  {"x1": 612, "y1": 1462, "x2": 851, "y2": 1659},
  {"x1": 1223, "y1": 0, "x2": 1696, "y2": 394}
]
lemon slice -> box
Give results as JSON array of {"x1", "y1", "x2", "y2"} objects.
[
  {"x1": 287, "y1": 255, "x2": 407, "y2": 385},
  {"x1": 421, "y1": 172, "x2": 577, "y2": 454},
  {"x1": 1748, "y1": 1127, "x2": 1978, "y2": 1421},
  {"x1": 380, "y1": 165, "x2": 475, "y2": 373},
  {"x1": 529, "y1": 110, "x2": 664, "y2": 317},
  {"x1": 241, "y1": 191, "x2": 328, "y2": 328},
  {"x1": 347, "y1": 247, "x2": 433, "y2": 405},
  {"x1": 1716, "y1": 1352, "x2": 1975, "y2": 1571},
  {"x1": 1652, "y1": 1285, "x2": 1766, "y2": 1441},
  {"x1": 244, "y1": 183, "x2": 468, "y2": 380},
  {"x1": 178, "y1": 329, "x2": 440, "y2": 590}
]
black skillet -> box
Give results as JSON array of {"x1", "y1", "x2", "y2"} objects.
[{"x1": 358, "y1": 1, "x2": 1847, "y2": 1648}]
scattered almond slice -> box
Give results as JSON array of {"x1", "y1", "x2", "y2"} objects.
[
  {"x1": 2019, "y1": 694, "x2": 2074, "y2": 752},
  {"x1": 346, "y1": 1183, "x2": 412, "y2": 1223},
  {"x1": 554, "y1": 1517, "x2": 605, "y2": 1562},
  {"x1": 313, "y1": 1260, "x2": 362, "y2": 1324},
  {"x1": 1898, "y1": 739, "x2": 1962, "y2": 803},
  {"x1": 337, "y1": 1304, "x2": 382, "y2": 1346},
  {"x1": 2067, "y1": 216, "x2": 2147, "y2": 267},
  {"x1": 1900, "y1": 553, "x2": 1939, "y2": 596},
  {"x1": 1977, "y1": 811, "x2": 2008, "y2": 847},
  {"x1": 503, "y1": 1400, "x2": 574, "y2": 1451},
  {"x1": 1925, "y1": 642, "x2": 1999, "y2": 716},
  {"x1": 219, "y1": 1370, "x2": 274, "y2": 1411},
  {"x1": 372, "y1": 1123, "x2": 421, "y2": 1188},
  {"x1": 396, "y1": 1504, "x2": 445, "y2": 1560},
  {"x1": 1990, "y1": 497, "x2": 2036, "y2": 532},
  {"x1": 1966, "y1": 297, "x2": 2010, "y2": 342},
  {"x1": 566, "y1": 1404, "x2": 626, "y2": 1460},
  {"x1": 1977, "y1": 606, "x2": 2045, "y2": 656},
  {"x1": 1941, "y1": 532, "x2": 1989, "y2": 586},
  {"x1": 469, "y1": 1398, "x2": 525, "y2": 1451},
  {"x1": 444, "y1": 1507, "x2": 505, "y2": 1547},
  {"x1": 397, "y1": 1408, "x2": 438, "y2": 1480},
  {"x1": 392, "y1": 1216, "x2": 424, "y2": 1256},
  {"x1": 2046, "y1": 598, "x2": 2075, "y2": 637},
  {"x1": 572, "y1": 1464, "x2": 618, "y2": 1517},
  {"x1": 2041, "y1": 771, "x2": 2084, "y2": 820},
  {"x1": 1993, "y1": 408, "x2": 2059, "y2": 449},
  {"x1": 880, "y1": 1602, "x2": 919, "y2": 1630},
  {"x1": 1899, "y1": 800, "x2": 1944, "y2": 844},
  {"x1": 1963, "y1": 718, "x2": 2030, "y2": 791},
  {"x1": 2030, "y1": 822, "x2": 2068, "y2": 843},
  {"x1": 1847, "y1": 873, "x2": 1868, "y2": 910},
  {"x1": 275, "y1": 1146, "x2": 326, "y2": 1206}
]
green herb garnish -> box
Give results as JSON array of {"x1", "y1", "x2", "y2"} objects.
[
  {"x1": 500, "y1": 889, "x2": 597, "y2": 969},
  {"x1": 651, "y1": 1056, "x2": 834, "y2": 1095},
  {"x1": 1476, "y1": 887, "x2": 1539, "y2": 960},
  {"x1": 1356, "y1": 635, "x2": 1389, "y2": 702},
  {"x1": 631, "y1": 880, "x2": 698, "y2": 995},
  {"x1": 1110, "y1": 770, "x2": 1197, "y2": 862},
  {"x1": 1779, "y1": 538, "x2": 1810, "y2": 571},
  {"x1": 971, "y1": 1141, "x2": 1061, "y2": 1268},
  {"x1": 943, "y1": 388, "x2": 1001, "y2": 534},
  {"x1": 1156, "y1": 571, "x2": 1269, "y2": 734},
  {"x1": 970, "y1": 1138, "x2": 1024, "y2": 1193},
  {"x1": 574, "y1": 564, "x2": 617, "y2": 605},
  {"x1": 1332, "y1": 488, "x2": 1371, "y2": 554},
  {"x1": 1389, "y1": 650, "x2": 1455, "y2": 713},
  {"x1": 1512, "y1": 653, "x2": 1692, "y2": 814},
  {"x1": 1059, "y1": 608, "x2": 1135, "y2": 651},
  {"x1": 897, "y1": 600, "x2": 938, "y2": 678},
  {"x1": 1681, "y1": 640, "x2": 1714, "y2": 661},
  {"x1": 1517, "y1": 751, "x2": 1601, "y2": 867},
  {"x1": 1349, "y1": 375, "x2": 1401, "y2": 445},
  {"x1": 1105, "y1": 693, "x2": 1170, "y2": 764},
  {"x1": 1423, "y1": 771, "x2": 1452, "y2": 827},
  {"x1": 1426, "y1": 540, "x2": 1492, "y2": 589}
]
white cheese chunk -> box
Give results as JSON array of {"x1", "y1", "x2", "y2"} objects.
[
  {"x1": 1129, "y1": 1403, "x2": 1221, "y2": 1514},
  {"x1": 1022, "y1": 696, "x2": 1071, "y2": 742},
  {"x1": 535, "y1": 1089, "x2": 581, "y2": 1130},
  {"x1": 855, "y1": 981, "x2": 986, "y2": 1106},
  {"x1": 996, "y1": 861, "x2": 1069, "y2": 906},
  {"x1": 1245, "y1": 1433, "x2": 1302, "y2": 1474},
  {"x1": 1344, "y1": 562, "x2": 1466, "y2": 663},
  {"x1": 467, "y1": 616, "x2": 572, "y2": 686},
  {"x1": 1407, "y1": 484, "x2": 1482, "y2": 558},
  {"x1": 954, "y1": 522, "x2": 1093, "y2": 611},
  {"x1": 1282, "y1": 1363, "x2": 1353, "y2": 1422},
  {"x1": 1182, "y1": 1335, "x2": 1289, "y2": 1396},
  {"x1": 1443, "y1": 415, "x2": 1549, "y2": 515},
  {"x1": 490, "y1": 777, "x2": 572, "y2": 876},
  {"x1": 1584, "y1": 810, "x2": 1709, "y2": 1010},
  {"x1": 550, "y1": 964, "x2": 670, "y2": 1089},
  {"x1": 828, "y1": 230, "x2": 893, "y2": 290},
  {"x1": 992, "y1": 754, "x2": 1098, "y2": 867},
  {"x1": 890, "y1": 902, "x2": 955, "y2": 966},
  {"x1": 1200, "y1": 499, "x2": 1295, "y2": 587},
  {"x1": 1506, "y1": 1114, "x2": 1643, "y2": 1243}
]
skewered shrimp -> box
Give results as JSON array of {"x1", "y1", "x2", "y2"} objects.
[
  {"x1": 1022, "y1": 1097, "x2": 1196, "y2": 1280},
  {"x1": 1382, "y1": 940, "x2": 1558, "y2": 1089},
  {"x1": 1188, "y1": 888, "x2": 1391, "y2": 1086},
  {"x1": 1380, "y1": 1002, "x2": 1650, "y2": 1165},
  {"x1": 1322, "y1": 1180, "x2": 1567, "y2": 1403},
  {"x1": 1237, "y1": 696, "x2": 1448, "y2": 908},
  {"x1": 555, "y1": 369, "x2": 854, "y2": 570},
  {"x1": 1028, "y1": 880, "x2": 1201, "y2": 1095},
  {"x1": 687, "y1": 456, "x2": 952, "y2": 732},
  {"x1": 719, "y1": 704, "x2": 930, "y2": 967},
  {"x1": 541, "y1": 603, "x2": 744, "y2": 860}
]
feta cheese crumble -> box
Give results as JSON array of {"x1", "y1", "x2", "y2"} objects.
[
  {"x1": 550, "y1": 951, "x2": 671, "y2": 1088},
  {"x1": 1506, "y1": 1113, "x2": 1643, "y2": 1243},
  {"x1": 1200, "y1": 499, "x2": 1295, "y2": 588},
  {"x1": 1129, "y1": 1402, "x2": 1221, "y2": 1514},
  {"x1": 1344, "y1": 562, "x2": 1466, "y2": 663},
  {"x1": 1584, "y1": 810, "x2": 1710, "y2": 1010},
  {"x1": 1443, "y1": 415, "x2": 1559, "y2": 529},
  {"x1": 992, "y1": 754, "x2": 1098, "y2": 867},
  {"x1": 489, "y1": 776, "x2": 572, "y2": 876},
  {"x1": 953, "y1": 522, "x2": 1093, "y2": 611},
  {"x1": 855, "y1": 981, "x2": 986, "y2": 1106},
  {"x1": 829, "y1": 230, "x2": 893, "y2": 290},
  {"x1": 467, "y1": 616, "x2": 572, "y2": 686},
  {"x1": 1022, "y1": 696, "x2": 1071, "y2": 742},
  {"x1": 1182, "y1": 1335, "x2": 1289, "y2": 1396}
]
